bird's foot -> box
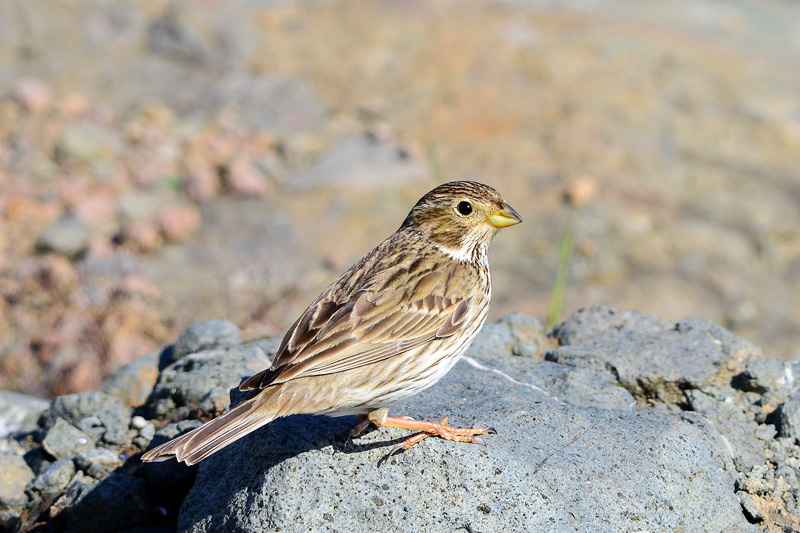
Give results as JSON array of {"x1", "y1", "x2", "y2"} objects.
[{"x1": 378, "y1": 416, "x2": 496, "y2": 458}]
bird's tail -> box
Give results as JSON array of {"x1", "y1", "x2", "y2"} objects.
[{"x1": 140, "y1": 389, "x2": 279, "y2": 465}]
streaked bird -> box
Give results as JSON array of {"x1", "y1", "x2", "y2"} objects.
[{"x1": 141, "y1": 181, "x2": 522, "y2": 465}]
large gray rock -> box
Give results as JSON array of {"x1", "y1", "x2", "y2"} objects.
[{"x1": 178, "y1": 357, "x2": 752, "y2": 532}]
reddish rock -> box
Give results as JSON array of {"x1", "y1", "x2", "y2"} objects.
[
  {"x1": 223, "y1": 158, "x2": 273, "y2": 197},
  {"x1": 121, "y1": 220, "x2": 162, "y2": 253},
  {"x1": 156, "y1": 205, "x2": 201, "y2": 242},
  {"x1": 14, "y1": 79, "x2": 52, "y2": 114}
]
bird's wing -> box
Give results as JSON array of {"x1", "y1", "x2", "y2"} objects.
[{"x1": 239, "y1": 270, "x2": 473, "y2": 391}]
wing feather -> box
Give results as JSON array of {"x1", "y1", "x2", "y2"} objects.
[{"x1": 239, "y1": 261, "x2": 477, "y2": 392}]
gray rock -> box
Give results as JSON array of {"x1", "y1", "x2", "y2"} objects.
[
  {"x1": 0, "y1": 452, "x2": 34, "y2": 509},
  {"x1": 146, "y1": 344, "x2": 270, "y2": 420},
  {"x1": 494, "y1": 311, "x2": 546, "y2": 345},
  {"x1": 27, "y1": 458, "x2": 75, "y2": 496},
  {"x1": 117, "y1": 190, "x2": 165, "y2": 222},
  {"x1": 147, "y1": 10, "x2": 211, "y2": 66},
  {"x1": 0, "y1": 390, "x2": 50, "y2": 438},
  {"x1": 465, "y1": 321, "x2": 517, "y2": 358},
  {"x1": 700, "y1": 411, "x2": 765, "y2": 471},
  {"x1": 179, "y1": 357, "x2": 752, "y2": 532},
  {"x1": 288, "y1": 134, "x2": 429, "y2": 192},
  {"x1": 676, "y1": 317, "x2": 763, "y2": 361},
  {"x1": 35, "y1": 213, "x2": 92, "y2": 258},
  {"x1": 511, "y1": 341, "x2": 540, "y2": 357},
  {"x1": 75, "y1": 449, "x2": 123, "y2": 479},
  {"x1": 62, "y1": 474, "x2": 156, "y2": 532},
  {"x1": 41, "y1": 418, "x2": 96, "y2": 460},
  {"x1": 40, "y1": 391, "x2": 133, "y2": 446},
  {"x1": 100, "y1": 350, "x2": 161, "y2": 408},
  {"x1": 139, "y1": 421, "x2": 156, "y2": 441},
  {"x1": 777, "y1": 387, "x2": 800, "y2": 442},
  {"x1": 210, "y1": 73, "x2": 327, "y2": 133},
  {"x1": 464, "y1": 339, "x2": 634, "y2": 410},
  {"x1": 552, "y1": 306, "x2": 671, "y2": 346},
  {"x1": 755, "y1": 424, "x2": 777, "y2": 442},
  {"x1": 54, "y1": 123, "x2": 123, "y2": 164},
  {"x1": 737, "y1": 358, "x2": 800, "y2": 394},
  {"x1": 737, "y1": 491, "x2": 765, "y2": 523},
  {"x1": 170, "y1": 319, "x2": 243, "y2": 362},
  {"x1": 546, "y1": 328, "x2": 724, "y2": 404}
]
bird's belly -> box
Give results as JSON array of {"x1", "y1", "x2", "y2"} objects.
[{"x1": 322, "y1": 330, "x2": 481, "y2": 417}]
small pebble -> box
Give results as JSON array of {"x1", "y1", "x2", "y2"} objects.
[{"x1": 130, "y1": 416, "x2": 147, "y2": 430}]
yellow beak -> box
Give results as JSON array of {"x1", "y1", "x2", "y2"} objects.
[{"x1": 487, "y1": 203, "x2": 523, "y2": 228}]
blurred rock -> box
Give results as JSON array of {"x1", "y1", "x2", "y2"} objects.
[
  {"x1": 170, "y1": 319, "x2": 243, "y2": 362},
  {"x1": 0, "y1": 390, "x2": 50, "y2": 438},
  {"x1": 552, "y1": 306, "x2": 671, "y2": 346},
  {"x1": 222, "y1": 158, "x2": 273, "y2": 197},
  {"x1": 118, "y1": 191, "x2": 165, "y2": 223},
  {"x1": 27, "y1": 458, "x2": 75, "y2": 496},
  {"x1": 40, "y1": 391, "x2": 133, "y2": 446},
  {"x1": 778, "y1": 388, "x2": 800, "y2": 443},
  {"x1": 147, "y1": 10, "x2": 211, "y2": 66},
  {"x1": 120, "y1": 219, "x2": 163, "y2": 253},
  {"x1": 210, "y1": 73, "x2": 327, "y2": 133},
  {"x1": 100, "y1": 350, "x2": 160, "y2": 408},
  {"x1": 146, "y1": 343, "x2": 268, "y2": 420},
  {"x1": 0, "y1": 452, "x2": 34, "y2": 509},
  {"x1": 41, "y1": 418, "x2": 96, "y2": 460},
  {"x1": 75, "y1": 448, "x2": 123, "y2": 479},
  {"x1": 737, "y1": 358, "x2": 800, "y2": 395},
  {"x1": 288, "y1": 134, "x2": 429, "y2": 192},
  {"x1": 13, "y1": 78, "x2": 52, "y2": 114},
  {"x1": 54, "y1": 124, "x2": 123, "y2": 164},
  {"x1": 156, "y1": 204, "x2": 201, "y2": 241},
  {"x1": 36, "y1": 214, "x2": 92, "y2": 258}
]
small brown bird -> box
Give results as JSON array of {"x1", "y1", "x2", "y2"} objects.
[{"x1": 141, "y1": 181, "x2": 522, "y2": 465}]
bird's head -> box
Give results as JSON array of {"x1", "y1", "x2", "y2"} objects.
[{"x1": 401, "y1": 181, "x2": 522, "y2": 262}]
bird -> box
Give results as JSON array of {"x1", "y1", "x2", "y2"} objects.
[{"x1": 141, "y1": 181, "x2": 522, "y2": 465}]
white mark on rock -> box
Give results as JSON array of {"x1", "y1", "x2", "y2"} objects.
[
  {"x1": 460, "y1": 356, "x2": 564, "y2": 404},
  {"x1": 785, "y1": 364, "x2": 795, "y2": 386}
]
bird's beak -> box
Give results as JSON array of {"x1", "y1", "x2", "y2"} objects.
[{"x1": 487, "y1": 203, "x2": 523, "y2": 228}]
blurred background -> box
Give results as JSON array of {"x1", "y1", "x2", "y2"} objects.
[{"x1": 1, "y1": 0, "x2": 799, "y2": 399}]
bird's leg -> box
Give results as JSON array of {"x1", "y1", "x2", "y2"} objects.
[
  {"x1": 348, "y1": 415, "x2": 370, "y2": 439},
  {"x1": 370, "y1": 412, "x2": 495, "y2": 457}
]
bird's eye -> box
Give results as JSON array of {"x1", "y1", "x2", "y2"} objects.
[{"x1": 456, "y1": 201, "x2": 473, "y2": 216}]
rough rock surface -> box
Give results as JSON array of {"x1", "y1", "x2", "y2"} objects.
[
  {"x1": 180, "y1": 364, "x2": 747, "y2": 532},
  {"x1": 0, "y1": 307, "x2": 798, "y2": 532}
]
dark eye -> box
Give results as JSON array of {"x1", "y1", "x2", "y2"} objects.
[{"x1": 456, "y1": 201, "x2": 473, "y2": 216}]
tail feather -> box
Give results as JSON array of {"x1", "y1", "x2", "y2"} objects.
[{"x1": 141, "y1": 391, "x2": 279, "y2": 465}]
